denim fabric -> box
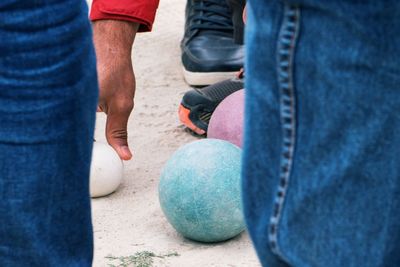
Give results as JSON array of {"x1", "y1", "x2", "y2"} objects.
[
  {"x1": 243, "y1": 1, "x2": 400, "y2": 266},
  {"x1": 0, "y1": 1, "x2": 98, "y2": 266}
]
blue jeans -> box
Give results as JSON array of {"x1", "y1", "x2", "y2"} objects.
[
  {"x1": 243, "y1": 1, "x2": 400, "y2": 266},
  {"x1": 0, "y1": 1, "x2": 97, "y2": 266}
]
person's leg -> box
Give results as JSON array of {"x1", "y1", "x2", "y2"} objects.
[
  {"x1": 0, "y1": 0, "x2": 98, "y2": 266},
  {"x1": 243, "y1": 0, "x2": 400, "y2": 266},
  {"x1": 242, "y1": 1, "x2": 290, "y2": 265}
]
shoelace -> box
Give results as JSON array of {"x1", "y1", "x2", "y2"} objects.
[{"x1": 189, "y1": 0, "x2": 234, "y2": 33}]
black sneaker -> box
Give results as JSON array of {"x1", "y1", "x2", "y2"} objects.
[
  {"x1": 181, "y1": 0, "x2": 244, "y2": 86},
  {"x1": 179, "y1": 70, "x2": 244, "y2": 135}
]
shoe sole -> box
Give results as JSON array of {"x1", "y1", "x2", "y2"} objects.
[
  {"x1": 178, "y1": 104, "x2": 207, "y2": 135},
  {"x1": 182, "y1": 68, "x2": 238, "y2": 86}
]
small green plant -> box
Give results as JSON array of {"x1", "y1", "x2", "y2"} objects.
[{"x1": 106, "y1": 251, "x2": 179, "y2": 267}]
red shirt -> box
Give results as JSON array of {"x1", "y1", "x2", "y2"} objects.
[{"x1": 90, "y1": 0, "x2": 159, "y2": 32}]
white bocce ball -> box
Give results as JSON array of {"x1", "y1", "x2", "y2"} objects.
[{"x1": 90, "y1": 141, "x2": 124, "y2": 198}]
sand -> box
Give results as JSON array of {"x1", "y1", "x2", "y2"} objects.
[{"x1": 91, "y1": 0, "x2": 260, "y2": 266}]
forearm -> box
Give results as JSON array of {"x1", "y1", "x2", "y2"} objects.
[{"x1": 92, "y1": 20, "x2": 139, "y2": 72}]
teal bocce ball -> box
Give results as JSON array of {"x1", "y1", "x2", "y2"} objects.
[{"x1": 159, "y1": 139, "x2": 245, "y2": 243}]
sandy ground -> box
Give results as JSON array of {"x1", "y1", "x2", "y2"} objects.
[{"x1": 91, "y1": 0, "x2": 260, "y2": 266}]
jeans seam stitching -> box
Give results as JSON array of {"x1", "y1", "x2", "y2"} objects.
[{"x1": 268, "y1": 4, "x2": 300, "y2": 262}]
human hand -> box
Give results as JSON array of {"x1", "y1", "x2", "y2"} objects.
[{"x1": 92, "y1": 20, "x2": 139, "y2": 160}]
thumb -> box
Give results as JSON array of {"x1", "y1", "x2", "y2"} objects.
[{"x1": 105, "y1": 104, "x2": 133, "y2": 161}]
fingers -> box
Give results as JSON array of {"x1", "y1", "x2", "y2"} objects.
[{"x1": 105, "y1": 98, "x2": 134, "y2": 161}]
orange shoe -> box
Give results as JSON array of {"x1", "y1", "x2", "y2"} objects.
[{"x1": 179, "y1": 71, "x2": 244, "y2": 135}]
